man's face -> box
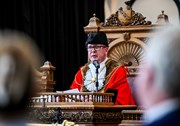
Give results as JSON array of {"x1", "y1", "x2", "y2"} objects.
[
  {"x1": 135, "y1": 64, "x2": 155, "y2": 108},
  {"x1": 87, "y1": 44, "x2": 108, "y2": 63}
]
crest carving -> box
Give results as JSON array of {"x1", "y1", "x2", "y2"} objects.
[
  {"x1": 102, "y1": 0, "x2": 151, "y2": 26},
  {"x1": 118, "y1": 6, "x2": 132, "y2": 26}
]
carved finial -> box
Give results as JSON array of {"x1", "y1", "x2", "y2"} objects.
[
  {"x1": 37, "y1": 61, "x2": 56, "y2": 92},
  {"x1": 125, "y1": 0, "x2": 133, "y2": 7},
  {"x1": 86, "y1": 13, "x2": 100, "y2": 27},
  {"x1": 162, "y1": 10, "x2": 164, "y2": 14},
  {"x1": 93, "y1": 13, "x2": 96, "y2": 17},
  {"x1": 40, "y1": 61, "x2": 56, "y2": 70},
  {"x1": 40, "y1": 61, "x2": 56, "y2": 81},
  {"x1": 156, "y1": 10, "x2": 169, "y2": 25}
]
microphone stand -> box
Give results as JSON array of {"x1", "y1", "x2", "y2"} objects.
[
  {"x1": 92, "y1": 60, "x2": 100, "y2": 92},
  {"x1": 95, "y1": 66, "x2": 99, "y2": 92}
]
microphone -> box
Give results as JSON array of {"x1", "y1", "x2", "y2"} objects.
[{"x1": 93, "y1": 60, "x2": 100, "y2": 69}]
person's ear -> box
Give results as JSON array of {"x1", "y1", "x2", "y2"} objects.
[{"x1": 105, "y1": 47, "x2": 109, "y2": 53}]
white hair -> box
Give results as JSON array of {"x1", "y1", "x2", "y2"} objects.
[{"x1": 146, "y1": 25, "x2": 180, "y2": 98}]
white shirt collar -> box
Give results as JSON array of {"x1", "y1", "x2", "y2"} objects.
[
  {"x1": 100, "y1": 57, "x2": 108, "y2": 66},
  {"x1": 144, "y1": 98, "x2": 180, "y2": 125}
]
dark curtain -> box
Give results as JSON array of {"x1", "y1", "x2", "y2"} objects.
[{"x1": 0, "y1": 0, "x2": 104, "y2": 91}]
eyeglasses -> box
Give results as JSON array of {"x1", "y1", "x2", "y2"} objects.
[{"x1": 87, "y1": 46, "x2": 107, "y2": 52}]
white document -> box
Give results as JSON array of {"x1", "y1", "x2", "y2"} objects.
[
  {"x1": 62, "y1": 88, "x2": 79, "y2": 93},
  {"x1": 56, "y1": 88, "x2": 80, "y2": 102}
]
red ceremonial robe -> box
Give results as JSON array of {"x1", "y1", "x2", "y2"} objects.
[{"x1": 70, "y1": 59, "x2": 135, "y2": 105}]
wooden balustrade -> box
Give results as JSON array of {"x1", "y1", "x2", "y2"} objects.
[{"x1": 31, "y1": 92, "x2": 114, "y2": 107}]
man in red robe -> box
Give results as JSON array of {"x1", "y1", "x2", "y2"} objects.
[{"x1": 70, "y1": 32, "x2": 135, "y2": 105}]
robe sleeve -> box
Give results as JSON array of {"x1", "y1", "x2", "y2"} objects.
[
  {"x1": 70, "y1": 69, "x2": 83, "y2": 91},
  {"x1": 105, "y1": 66, "x2": 135, "y2": 105}
]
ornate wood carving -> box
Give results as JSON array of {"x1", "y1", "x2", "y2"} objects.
[
  {"x1": 26, "y1": 107, "x2": 62, "y2": 124},
  {"x1": 102, "y1": 1, "x2": 151, "y2": 27},
  {"x1": 61, "y1": 111, "x2": 123, "y2": 123},
  {"x1": 108, "y1": 41, "x2": 145, "y2": 66},
  {"x1": 123, "y1": 32, "x2": 131, "y2": 41},
  {"x1": 26, "y1": 106, "x2": 140, "y2": 125}
]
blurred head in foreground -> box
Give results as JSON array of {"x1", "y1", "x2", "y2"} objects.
[
  {"x1": 135, "y1": 26, "x2": 180, "y2": 125},
  {"x1": 0, "y1": 30, "x2": 41, "y2": 121}
]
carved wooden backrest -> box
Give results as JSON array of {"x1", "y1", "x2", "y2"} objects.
[{"x1": 108, "y1": 38, "x2": 146, "y2": 67}]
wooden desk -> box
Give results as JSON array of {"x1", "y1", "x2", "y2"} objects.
[{"x1": 27, "y1": 104, "x2": 143, "y2": 126}]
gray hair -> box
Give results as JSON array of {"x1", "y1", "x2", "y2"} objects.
[
  {"x1": 0, "y1": 30, "x2": 42, "y2": 116},
  {"x1": 146, "y1": 25, "x2": 180, "y2": 98}
]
